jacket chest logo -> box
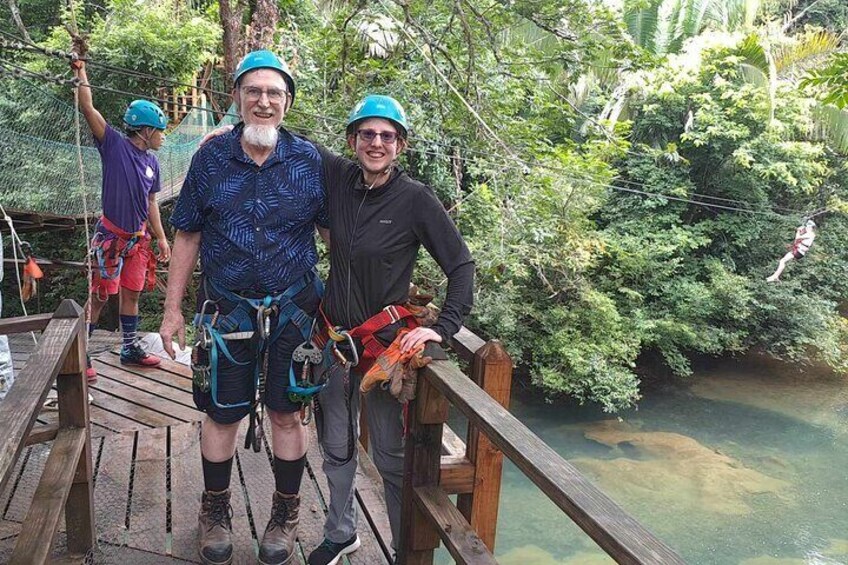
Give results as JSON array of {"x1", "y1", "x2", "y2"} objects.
[{"x1": 379, "y1": 219, "x2": 393, "y2": 225}]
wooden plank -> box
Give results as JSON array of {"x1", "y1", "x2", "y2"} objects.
[
  {"x1": 169, "y1": 422, "x2": 201, "y2": 561},
  {"x1": 102, "y1": 349, "x2": 193, "y2": 381},
  {"x1": 127, "y1": 426, "x2": 168, "y2": 554},
  {"x1": 94, "y1": 431, "x2": 135, "y2": 547},
  {"x1": 0, "y1": 304, "x2": 83, "y2": 495},
  {"x1": 416, "y1": 374, "x2": 449, "y2": 425},
  {"x1": 92, "y1": 362, "x2": 196, "y2": 408},
  {"x1": 25, "y1": 425, "x2": 59, "y2": 446},
  {"x1": 87, "y1": 390, "x2": 181, "y2": 429},
  {"x1": 8, "y1": 427, "x2": 87, "y2": 565},
  {"x1": 449, "y1": 327, "x2": 485, "y2": 366},
  {"x1": 457, "y1": 341, "x2": 512, "y2": 551},
  {"x1": 0, "y1": 444, "x2": 32, "y2": 521},
  {"x1": 5, "y1": 443, "x2": 49, "y2": 522},
  {"x1": 94, "y1": 356, "x2": 193, "y2": 393},
  {"x1": 399, "y1": 377, "x2": 443, "y2": 564},
  {"x1": 354, "y1": 441, "x2": 393, "y2": 563},
  {"x1": 413, "y1": 486, "x2": 497, "y2": 565},
  {"x1": 88, "y1": 405, "x2": 153, "y2": 434},
  {"x1": 0, "y1": 519, "x2": 21, "y2": 540},
  {"x1": 439, "y1": 456, "x2": 475, "y2": 495},
  {"x1": 424, "y1": 361, "x2": 687, "y2": 565},
  {"x1": 57, "y1": 331, "x2": 96, "y2": 555},
  {"x1": 305, "y1": 420, "x2": 389, "y2": 565},
  {"x1": 88, "y1": 376, "x2": 198, "y2": 424},
  {"x1": 232, "y1": 418, "x2": 272, "y2": 562},
  {"x1": 300, "y1": 423, "x2": 331, "y2": 558},
  {"x1": 441, "y1": 425, "x2": 466, "y2": 457},
  {"x1": 0, "y1": 313, "x2": 53, "y2": 335}
]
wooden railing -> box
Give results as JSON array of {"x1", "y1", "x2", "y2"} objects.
[
  {"x1": 0, "y1": 300, "x2": 95, "y2": 564},
  {"x1": 394, "y1": 327, "x2": 686, "y2": 565}
]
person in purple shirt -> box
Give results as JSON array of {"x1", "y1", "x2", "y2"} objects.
[{"x1": 71, "y1": 57, "x2": 171, "y2": 382}]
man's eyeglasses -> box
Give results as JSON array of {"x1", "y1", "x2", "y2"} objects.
[
  {"x1": 357, "y1": 129, "x2": 400, "y2": 144},
  {"x1": 240, "y1": 86, "x2": 290, "y2": 103}
]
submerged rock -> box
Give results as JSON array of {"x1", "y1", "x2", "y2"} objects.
[
  {"x1": 573, "y1": 420, "x2": 791, "y2": 516},
  {"x1": 497, "y1": 545, "x2": 613, "y2": 565}
]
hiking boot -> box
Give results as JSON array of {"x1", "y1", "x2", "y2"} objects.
[
  {"x1": 307, "y1": 534, "x2": 361, "y2": 565},
  {"x1": 120, "y1": 343, "x2": 161, "y2": 367},
  {"x1": 198, "y1": 489, "x2": 233, "y2": 565},
  {"x1": 258, "y1": 492, "x2": 300, "y2": 565},
  {"x1": 85, "y1": 354, "x2": 97, "y2": 384}
]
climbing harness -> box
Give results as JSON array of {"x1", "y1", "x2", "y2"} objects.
[
  {"x1": 311, "y1": 303, "x2": 419, "y2": 466},
  {"x1": 191, "y1": 273, "x2": 323, "y2": 452}
]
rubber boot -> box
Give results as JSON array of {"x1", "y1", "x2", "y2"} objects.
[
  {"x1": 258, "y1": 492, "x2": 300, "y2": 565},
  {"x1": 198, "y1": 489, "x2": 233, "y2": 565}
]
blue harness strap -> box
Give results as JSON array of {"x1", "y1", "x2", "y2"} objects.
[{"x1": 194, "y1": 271, "x2": 323, "y2": 409}]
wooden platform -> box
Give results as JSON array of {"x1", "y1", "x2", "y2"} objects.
[
  {"x1": 11, "y1": 330, "x2": 202, "y2": 437},
  {"x1": 3, "y1": 331, "x2": 395, "y2": 563}
]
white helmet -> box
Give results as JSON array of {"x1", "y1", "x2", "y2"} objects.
[{"x1": 805, "y1": 219, "x2": 816, "y2": 229}]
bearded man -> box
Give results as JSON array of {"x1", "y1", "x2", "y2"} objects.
[{"x1": 160, "y1": 50, "x2": 328, "y2": 565}]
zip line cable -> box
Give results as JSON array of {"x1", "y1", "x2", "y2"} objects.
[
  {"x1": 0, "y1": 34, "x2": 819, "y2": 218},
  {"x1": 0, "y1": 56, "x2": 822, "y2": 220},
  {"x1": 0, "y1": 30, "x2": 832, "y2": 220}
]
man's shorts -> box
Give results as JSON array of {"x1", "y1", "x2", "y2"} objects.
[
  {"x1": 192, "y1": 274, "x2": 321, "y2": 425},
  {"x1": 90, "y1": 236, "x2": 153, "y2": 298},
  {"x1": 792, "y1": 249, "x2": 807, "y2": 260}
]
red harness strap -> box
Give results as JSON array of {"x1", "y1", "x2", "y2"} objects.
[
  {"x1": 318, "y1": 304, "x2": 418, "y2": 372},
  {"x1": 96, "y1": 216, "x2": 157, "y2": 291}
]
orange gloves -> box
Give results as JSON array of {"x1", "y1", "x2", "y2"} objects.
[{"x1": 360, "y1": 328, "x2": 433, "y2": 403}]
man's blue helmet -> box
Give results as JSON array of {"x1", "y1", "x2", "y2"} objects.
[
  {"x1": 234, "y1": 50, "x2": 296, "y2": 104},
  {"x1": 346, "y1": 95, "x2": 409, "y2": 138},
  {"x1": 123, "y1": 100, "x2": 167, "y2": 131}
]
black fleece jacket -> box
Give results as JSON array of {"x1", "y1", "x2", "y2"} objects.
[{"x1": 316, "y1": 145, "x2": 474, "y2": 344}]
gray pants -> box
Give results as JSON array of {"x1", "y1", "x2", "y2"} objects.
[{"x1": 317, "y1": 366, "x2": 404, "y2": 548}]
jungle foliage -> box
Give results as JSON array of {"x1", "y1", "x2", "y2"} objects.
[{"x1": 2, "y1": 0, "x2": 847, "y2": 411}]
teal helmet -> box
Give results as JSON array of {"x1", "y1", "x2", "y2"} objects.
[
  {"x1": 123, "y1": 100, "x2": 167, "y2": 131},
  {"x1": 234, "y1": 50, "x2": 296, "y2": 104},
  {"x1": 346, "y1": 95, "x2": 409, "y2": 138}
]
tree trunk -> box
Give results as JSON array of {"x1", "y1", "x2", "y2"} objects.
[
  {"x1": 219, "y1": 0, "x2": 246, "y2": 92},
  {"x1": 245, "y1": 0, "x2": 279, "y2": 52},
  {"x1": 7, "y1": 0, "x2": 32, "y2": 43}
]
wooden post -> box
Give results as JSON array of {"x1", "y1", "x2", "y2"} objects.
[
  {"x1": 456, "y1": 340, "x2": 512, "y2": 552},
  {"x1": 172, "y1": 89, "x2": 179, "y2": 122},
  {"x1": 54, "y1": 300, "x2": 95, "y2": 555},
  {"x1": 398, "y1": 371, "x2": 449, "y2": 565}
]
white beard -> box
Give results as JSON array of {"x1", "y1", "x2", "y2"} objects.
[{"x1": 243, "y1": 124, "x2": 279, "y2": 149}]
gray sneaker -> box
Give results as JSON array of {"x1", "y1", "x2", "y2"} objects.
[{"x1": 307, "y1": 534, "x2": 361, "y2": 565}]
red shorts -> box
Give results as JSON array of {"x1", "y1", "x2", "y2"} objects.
[{"x1": 91, "y1": 235, "x2": 154, "y2": 299}]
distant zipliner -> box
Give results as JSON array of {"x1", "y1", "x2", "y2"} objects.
[{"x1": 766, "y1": 219, "x2": 816, "y2": 282}]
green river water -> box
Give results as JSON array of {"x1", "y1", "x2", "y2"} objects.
[{"x1": 438, "y1": 354, "x2": 848, "y2": 565}]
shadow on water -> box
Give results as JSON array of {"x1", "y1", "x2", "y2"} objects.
[{"x1": 437, "y1": 354, "x2": 848, "y2": 565}]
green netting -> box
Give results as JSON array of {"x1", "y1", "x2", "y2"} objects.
[{"x1": 0, "y1": 76, "x2": 237, "y2": 217}]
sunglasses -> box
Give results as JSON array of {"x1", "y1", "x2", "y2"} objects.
[{"x1": 356, "y1": 129, "x2": 400, "y2": 144}]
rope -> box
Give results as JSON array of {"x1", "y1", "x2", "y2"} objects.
[{"x1": 73, "y1": 83, "x2": 94, "y2": 346}]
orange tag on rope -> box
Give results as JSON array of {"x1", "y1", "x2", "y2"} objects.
[
  {"x1": 22, "y1": 257, "x2": 44, "y2": 302},
  {"x1": 23, "y1": 257, "x2": 43, "y2": 279}
]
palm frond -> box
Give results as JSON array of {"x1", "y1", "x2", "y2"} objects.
[{"x1": 811, "y1": 103, "x2": 848, "y2": 153}]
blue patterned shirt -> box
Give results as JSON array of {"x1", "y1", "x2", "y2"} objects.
[{"x1": 171, "y1": 125, "x2": 328, "y2": 294}]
